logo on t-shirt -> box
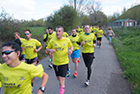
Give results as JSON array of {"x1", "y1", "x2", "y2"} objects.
[
  {"x1": 54, "y1": 44, "x2": 57, "y2": 46},
  {"x1": 4, "y1": 77, "x2": 8, "y2": 81},
  {"x1": 3, "y1": 83, "x2": 21, "y2": 88},
  {"x1": 55, "y1": 47, "x2": 64, "y2": 51},
  {"x1": 19, "y1": 76, "x2": 25, "y2": 80}
]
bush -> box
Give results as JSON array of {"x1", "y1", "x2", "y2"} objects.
[
  {"x1": 0, "y1": 9, "x2": 27, "y2": 41},
  {"x1": 46, "y1": 5, "x2": 80, "y2": 31}
]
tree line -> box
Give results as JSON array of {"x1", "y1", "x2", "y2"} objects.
[{"x1": 0, "y1": 0, "x2": 139, "y2": 41}]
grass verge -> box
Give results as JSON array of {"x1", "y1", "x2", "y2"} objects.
[{"x1": 111, "y1": 27, "x2": 140, "y2": 94}]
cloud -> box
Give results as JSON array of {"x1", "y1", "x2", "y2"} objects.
[
  {"x1": 125, "y1": 0, "x2": 140, "y2": 8},
  {"x1": 102, "y1": 0, "x2": 140, "y2": 16},
  {"x1": 44, "y1": 2, "x2": 63, "y2": 11},
  {"x1": 102, "y1": 5, "x2": 123, "y2": 16},
  {"x1": 98, "y1": 0, "x2": 122, "y2": 4},
  {"x1": 0, "y1": 0, "x2": 36, "y2": 20}
]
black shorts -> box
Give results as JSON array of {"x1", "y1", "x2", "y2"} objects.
[
  {"x1": 97, "y1": 37, "x2": 102, "y2": 41},
  {"x1": 45, "y1": 45, "x2": 47, "y2": 49},
  {"x1": 53, "y1": 64, "x2": 68, "y2": 77},
  {"x1": 25, "y1": 57, "x2": 38, "y2": 64},
  {"x1": 19, "y1": 54, "x2": 25, "y2": 61},
  {"x1": 82, "y1": 53, "x2": 95, "y2": 67},
  {"x1": 95, "y1": 34, "x2": 97, "y2": 37}
]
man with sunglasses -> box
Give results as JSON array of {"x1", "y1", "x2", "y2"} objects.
[
  {"x1": 22, "y1": 29, "x2": 42, "y2": 92},
  {"x1": 1, "y1": 41, "x2": 48, "y2": 94}
]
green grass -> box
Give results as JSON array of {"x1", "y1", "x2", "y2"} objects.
[
  {"x1": 112, "y1": 27, "x2": 140, "y2": 94},
  {"x1": 28, "y1": 27, "x2": 46, "y2": 36}
]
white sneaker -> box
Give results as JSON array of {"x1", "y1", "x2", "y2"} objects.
[
  {"x1": 48, "y1": 64, "x2": 53, "y2": 68},
  {"x1": 85, "y1": 79, "x2": 89, "y2": 86},
  {"x1": 31, "y1": 86, "x2": 34, "y2": 92}
]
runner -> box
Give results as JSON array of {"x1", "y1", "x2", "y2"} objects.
[
  {"x1": 47, "y1": 27, "x2": 56, "y2": 68},
  {"x1": 77, "y1": 25, "x2": 96, "y2": 86},
  {"x1": 46, "y1": 25, "x2": 73, "y2": 94},
  {"x1": 95, "y1": 25, "x2": 99, "y2": 37},
  {"x1": 43, "y1": 29, "x2": 49, "y2": 54},
  {"x1": 62, "y1": 31, "x2": 69, "y2": 37},
  {"x1": 91, "y1": 25, "x2": 96, "y2": 35},
  {"x1": 77, "y1": 26, "x2": 84, "y2": 35},
  {"x1": 96, "y1": 26, "x2": 104, "y2": 48},
  {"x1": 69, "y1": 28, "x2": 80, "y2": 78},
  {"x1": 22, "y1": 29, "x2": 42, "y2": 91},
  {"x1": 1, "y1": 41, "x2": 48, "y2": 94},
  {"x1": 14, "y1": 32, "x2": 26, "y2": 62}
]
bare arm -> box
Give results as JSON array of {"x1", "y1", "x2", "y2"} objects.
[
  {"x1": 46, "y1": 48, "x2": 56, "y2": 53},
  {"x1": 37, "y1": 72, "x2": 48, "y2": 94},
  {"x1": 35, "y1": 45, "x2": 42, "y2": 53},
  {"x1": 68, "y1": 46, "x2": 73, "y2": 55}
]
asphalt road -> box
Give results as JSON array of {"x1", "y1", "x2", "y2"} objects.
[{"x1": 0, "y1": 35, "x2": 132, "y2": 94}]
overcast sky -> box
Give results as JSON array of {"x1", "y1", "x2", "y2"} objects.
[{"x1": 0, "y1": 0, "x2": 140, "y2": 20}]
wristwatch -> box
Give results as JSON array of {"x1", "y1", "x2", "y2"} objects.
[{"x1": 39, "y1": 87, "x2": 45, "y2": 92}]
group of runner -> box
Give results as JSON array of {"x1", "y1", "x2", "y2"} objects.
[
  {"x1": 43, "y1": 25, "x2": 104, "y2": 94},
  {"x1": 0, "y1": 24, "x2": 104, "y2": 94}
]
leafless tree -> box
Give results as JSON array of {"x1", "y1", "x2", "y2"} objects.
[
  {"x1": 67, "y1": 0, "x2": 101, "y2": 14},
  {"x1": 88, "y1": 0, "x2": 102, "y2": 14}
]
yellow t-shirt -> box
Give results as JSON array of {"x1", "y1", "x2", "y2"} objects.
[
  {"x1": 96, "y1": 29, "x2": 104, "y2": 38},
  {"x1": 91, "y1": 27, "x2": 96, "y2": 34},
  {"x1": 43, "y1": 34, "x2": 49, "y2": 46},
  {"x1": 77, "y1": 28, "x2": 84, "y2": 35},
  {"x1": 0, "y1": 62, "x2": 43, "y2": 94},
  {"x1": 22, "y1": 39, "x2": 41, "y2": 59},
  {"x1": 78, "y1": 33, "x2": 96, "y2": 53},
  {"x1": 69, "y1": 35, "x2": 79, "y2": 51},
  {"x1": 70, "y1": 33, "x2": 79, "y2": 36},
  {"x1": 90, "y1": 26, "x2": 93, "y2": 32},
  {"x1": 62, "y1": 32, "x2": 69, "y2": 37},
  {"x1": 20, "y1": 38, "x2": 26, "y2": 55},
  {"x1": 48, "y1": 31, "x2": 56, "y2": 42},
  {"x1": 46, "y1": 37, "x2": 73, "y2": 65},
  {"x1": 95, "y1": 27, "x2": 99, "y2": 33}
]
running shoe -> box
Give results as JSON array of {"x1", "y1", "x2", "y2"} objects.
[
  {"x1": 31, "y1": 86, "x2": 34, "y2": 92},
  {"x1": 48, "y1": 64, "x2": 53, "y2": 68},
  {"x1": 49, "y1": 58, "x2": 51, "y2": 62},
  {"x1": 73, "y1": 72, "x2": 77, "y2": 78},
  {"x1": 37, "y1": 60, "x2": 39, "y2": 64},
  {"x1": 66, "y1": 69, "x2": 70, "y2": 77},
  {"x1": 85, "y1": 79, "x2": 90, "y2": 86}
]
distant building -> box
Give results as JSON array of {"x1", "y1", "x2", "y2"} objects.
[{"x1": 108, "y1": 19, "x2": 137, "y2": 27}]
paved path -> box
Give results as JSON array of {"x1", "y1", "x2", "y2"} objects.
[
  {"x1": 33, "y1": 35, "x2": 132, "y2": 94},
  {"x1": 0, "y1": 35, "x2": 132, "y2": 94}
]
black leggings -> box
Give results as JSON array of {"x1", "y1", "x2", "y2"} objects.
[{"x1": 82, "y1": 53, "x2": 94, "y2": 80}]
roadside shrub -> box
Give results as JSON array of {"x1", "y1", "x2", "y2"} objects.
[{"x1": 0, "y1": 9, "x2": 27, "y2": 41}]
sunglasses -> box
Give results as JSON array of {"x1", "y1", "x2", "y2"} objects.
[
  {"x1": 25, "y1": 32, "x2": 30, "y2": 35},
  {"x1": 1, "y1": 50, "x2": 14, "y2": 55}
]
